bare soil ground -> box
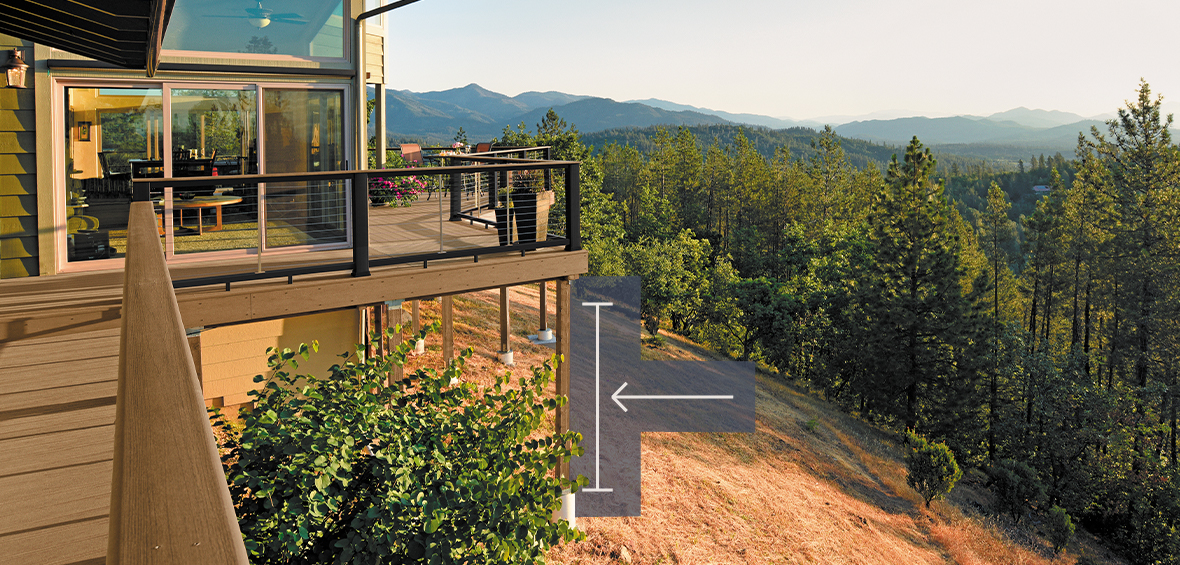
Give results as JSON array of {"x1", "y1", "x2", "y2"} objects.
[{"x1": 402, "y1": 285, "x2": 1126, "y2": 565}]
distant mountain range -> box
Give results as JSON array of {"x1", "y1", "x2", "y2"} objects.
[
  {"x1": 381, "y1": 84, "x2": 735, "y2": 143},
  {"x1": 379, "y1": 84, "x2": 1166, "y2": 164}
]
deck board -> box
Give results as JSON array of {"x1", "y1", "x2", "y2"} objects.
[{"x1": 0, "y1": 328, "x2": 118, "y2": 565}]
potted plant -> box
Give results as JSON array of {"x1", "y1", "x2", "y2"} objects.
[{"x1": 509, "y1": 170, "x2": 552, "y2": 243}]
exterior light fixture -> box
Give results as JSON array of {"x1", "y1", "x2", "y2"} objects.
[{"x1": 4, "y1": 50, "x2": 29, "y2": 89}]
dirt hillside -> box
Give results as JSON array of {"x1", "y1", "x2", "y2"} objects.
[{"x1": 401, "y1": 284, "x2": 1126, "y2": 565}]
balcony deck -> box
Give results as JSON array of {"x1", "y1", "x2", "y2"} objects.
[{"x1": 0, "y1": 152, "x2": 585, "y2": 564}]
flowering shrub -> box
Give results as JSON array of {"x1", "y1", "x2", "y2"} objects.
[
  {"x1": 369, "y1": 175, "x2": 423, "y2": 207},
  {"x1": 438, "y1": 141, "x2": 469, "y2": 157}
]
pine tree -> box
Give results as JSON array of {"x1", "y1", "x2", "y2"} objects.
[
  {"x1": 979, "y1": 182, "x2": 1017, "y2": 460},
  {"x1": 856, "y1": 137, "x2": 972, "y2": 431}
]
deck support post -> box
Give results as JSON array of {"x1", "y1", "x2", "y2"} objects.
[
  {"x1": 538, "y1": 280, "x2": 552, "y2": 340},
  {"x1": 442, "y1": 295, "x2": 454, "y2": 362},
  {"x1": 411, "y1": 299, "x2": 424, "y2": 354},
  {"x1": 499, "y1": 286, "x2": 513, "y2": 365},
  {"x1": 555, "y1": 276, "x2": 572, "y2": 479},
  {"x1": 385, "y1": 300, "x2": 405, "y2": 383}
]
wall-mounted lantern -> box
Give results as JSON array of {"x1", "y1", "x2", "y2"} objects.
[{"x1": 4, "y1": 50, "x2": 29, "y2": 89}]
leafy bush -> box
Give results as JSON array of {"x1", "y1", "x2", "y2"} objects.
[
  {"x1": 1047, "y1": 505, "x2": 1075, "y2": 553},
  {"x1": 987, "y1": 458, "x2": 1045, "y2": 522},
  {"x1": 904, "y1": 431, "x2": 962, "y2": 507},
  {"x1": 212, "y1": 324, "x2": 586, "y2": 564}
]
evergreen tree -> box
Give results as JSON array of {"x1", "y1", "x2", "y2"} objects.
[{"x1": 855, "y1": 137, "x2": 972, "y2": 431}]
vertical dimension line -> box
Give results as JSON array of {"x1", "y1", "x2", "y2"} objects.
[{"x1": 582, "y1": 301, "x2": 613, "y2": 493}]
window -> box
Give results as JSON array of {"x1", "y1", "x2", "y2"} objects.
[
  {"x1": 61, "y1": 82, "x2": 349, "y2": 267},
  {"x1": 163, "y1": 0, "x2": 346, "y2": 59}
]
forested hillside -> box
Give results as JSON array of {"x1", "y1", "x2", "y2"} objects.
[
  {"x1": 502, "y1": 81, "x2": 1180, "y2": 565},
  {"x1": 583, "y1": 124, "x2": 997, "y2": 175}
]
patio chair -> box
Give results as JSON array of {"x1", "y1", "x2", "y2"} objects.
[
  {"x1": 399, "y1": 143, "x2": 422, "y2": 165},
  {"x1": 98, "y1": 152, "x2": 132, "y2": 198},
  {"x1": 400, "y1": 143, "x2": 430, "y2": 200},
  {"x1": 474, "y1": 142, "x2": 492, "y2": 153}
]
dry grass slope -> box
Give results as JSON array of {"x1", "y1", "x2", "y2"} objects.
[{"x1": 400, "y1": 285, "x2": 1125, "y2": 565}]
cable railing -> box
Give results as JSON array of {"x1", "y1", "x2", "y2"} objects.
[{"x1": 131, "y1": 147, "x2": 580, "y2": 289}]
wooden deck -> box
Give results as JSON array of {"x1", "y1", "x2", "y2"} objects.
[
  {"x1": 0, "y1": 206, "x2": 584, "y2": 563},
  {"x1": 0, "y1": 327, "x2": 117, "y2": 565},
  {"x1": 0, "y1": 235, "x2": 585, "y2": 565}
]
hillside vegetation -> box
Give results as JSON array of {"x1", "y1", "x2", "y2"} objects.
[
  {"x1": 403, "y1": 286, "x2": 1124, "y2": 564},
  {"x1": 502, "y1": 81, "x2": 1180, "y2": 565}
]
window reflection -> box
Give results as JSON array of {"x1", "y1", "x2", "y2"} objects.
[
  {"x1": 163, "y1": 0, "x2": 345, "y2": 59},
  {"x1": 65, "y1": 87, "x2": 162, "y2": 262}
]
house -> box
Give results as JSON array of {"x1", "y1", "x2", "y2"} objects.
[
  {"x1": 0, "y1": 1, "x2": 585, "y2": 562},
  {"x1": 1033, "y1": 184, "x2": 1051, "y2": 194}
]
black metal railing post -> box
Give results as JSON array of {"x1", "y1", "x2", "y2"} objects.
[
  {"x1": 544, "y1": 147, "x2": 552, "y2": 191},
  {"x1": 490, "y1": 167, "x2": 499, "y2": 208},
  {"x1": 449, "y1": 160, "x2": 462, "y2": 221},
  {"x1": 565, "y1": 163, "x2": 580, "y2": 251},
  {"x1": 352, "y1": 172, "x2": 370, "y2": 277}
]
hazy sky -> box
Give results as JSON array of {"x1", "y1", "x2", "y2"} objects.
[{"x1": 383, "y1": 0, "x2": 1180, "y2": 121}]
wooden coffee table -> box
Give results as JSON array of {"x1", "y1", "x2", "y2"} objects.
[{"x1": 154, "y1": 196, "x2": 243, "y2": 235}]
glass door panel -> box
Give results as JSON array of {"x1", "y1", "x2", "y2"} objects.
[
  {"x1": 169, "y1": 88, "x2": 259, "y2": 255},
  {"x1": 65, "y1": 86, "x2": 163, "y2": 263},
  {"x1": 262, "y1": 89, "x2": 347, "y2": 249}
]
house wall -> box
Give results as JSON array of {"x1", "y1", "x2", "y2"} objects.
[
  {"x1": 200, "y1": 309, "x2": 361, "y2": 407},
  {"x1": 365, "y1": 32, "x2": 384, "y2": 84},
  {"x1": 0, "y1": 35, "x2": 38, "y2": 279}
]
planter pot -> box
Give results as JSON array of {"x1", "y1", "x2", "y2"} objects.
[
  {"x1": 511, "y1": 189, "x2": 554, "y2": 243},
  {"x1": 494, "y1": 207, "x2": 510, "y2": 246}
]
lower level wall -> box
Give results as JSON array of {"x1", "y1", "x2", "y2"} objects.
[{"x1": 199, "y1": 309, "x2": 360, "y2": 409}]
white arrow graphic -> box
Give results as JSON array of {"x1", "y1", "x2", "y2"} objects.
[{"x1": 611, "y1": 382, "x2": 734, "y2": 412}]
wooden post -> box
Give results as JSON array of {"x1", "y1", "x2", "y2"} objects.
[
  {"x1": 412, "y1": 299, "x2": 421, "y2": 334},
  {"x1": 386, "y1": 301, "x2": 405, "y2": 383},
  {"x1": 442, "y1": 295, "x2": 454, "y2": 362},
  {"x1": 555, "y1": 277, "x2": 571, "y2": 479},
  {"x1": 539, "y1": 281, "x2": 548, "y2": 332},
  {"x1": 500, "y1": 287, "x2": 511, "y2": 353}
]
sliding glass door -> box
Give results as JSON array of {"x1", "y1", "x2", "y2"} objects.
[
  {"x1": 263, "y1": 89, "x2": 347, "y2": 249},
  {"x1": 60, "y1": 81, "x2": 349, "y2": 269},
  {"x1": 169, "y1": 87, "x2": 260, "y2": 255},
  {"x1": 64, "y1": 86, "x2": 162, "y2": 263}
]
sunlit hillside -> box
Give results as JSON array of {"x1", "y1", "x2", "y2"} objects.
[{"x1": 401, "y1": 285, "x2": 1126, "y2": 565}]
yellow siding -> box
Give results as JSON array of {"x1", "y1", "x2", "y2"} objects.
[
  {"x1": 200, "y1": 309, "x2": 360, "y2": 406},
  {"x1": 365, "y1": 32, "x2": 384, "y2": 84},
  {"x1": 0, "y1": 35, "x2": 35, "y2": 280}
]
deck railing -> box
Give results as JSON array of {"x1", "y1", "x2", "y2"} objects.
[
  {"x1": 133, "y1": 146, "x2": 580, "y2": 289},
  {"x1": 110, "y1": 201, "x2": 248, "y2": 563}
]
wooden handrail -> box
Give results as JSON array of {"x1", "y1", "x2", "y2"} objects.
[{"x1": 109, "y1": 201, "x2": 248, "y2": 564}]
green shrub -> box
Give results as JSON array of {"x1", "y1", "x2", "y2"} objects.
[
  {"x1": 904, "y1": 431, "x2": 962, "y2": 507},
  {"x1": 212, "y1": 323, "x2": 586, "y2": 564},
  {"x1": 987, "y1": 458, "x2": 1045, "y2": 522},
  {"x1": 805, "y1": 418, "x2": 820, "y2": 432},
  {"x1": 1047, "y1": 505, "x2": 1075, "y2": 553}
]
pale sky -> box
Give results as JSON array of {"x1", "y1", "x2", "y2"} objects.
[{"x1": 383, "y1": 0, "x2": 1180, "y2": 121}]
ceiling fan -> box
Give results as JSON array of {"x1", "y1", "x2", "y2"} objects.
[{"x1": 205, "y1": 1, "x2": 309, "y2": 29}]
